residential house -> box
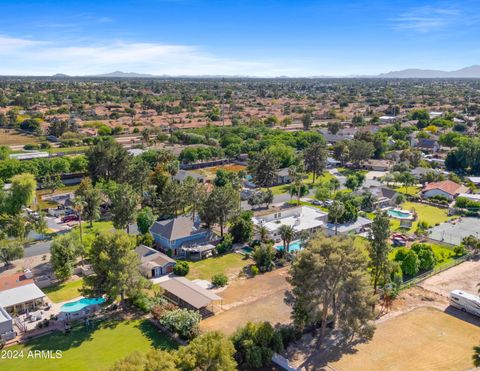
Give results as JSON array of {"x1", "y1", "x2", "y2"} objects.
[
  {"x1": 135, "y1": 245, "x2": 176, "y2": 278},
  {"x1": 319, "y1": 128, "x2": 356, "y2": 143},
  {"x1": 360, "y1": 159, "x2": 393, "y2": 171},
  {"x1": 422, "y1": 180, "x2": 470, "y2": 201},
  {"x1": 252, "y1": 206, "x2": 328, "y2": 243},
  {"x1": 368, "y1": 186, "x2": 401, "y2": 208},
  {"x1": 0, "y1": 283, "x2": 46, "y2": 314},
  {"x1": 429, "y1": 111, "x2": 443, "y2": 119},
  {"x1": 173, "y1": 170, "x2": 206, "y2": 183},
  {"x1": 0, "y1": 306, "x2": 15, "y2": 341},
  {"x1": 323, "y1": 216, "x2": 372, "y2": 237},
  {"x1": 149, "y1": 216, "x2": 211, "y2": 257},
  {"x1": 379, "y1": 115, "x2": 397, "y2": 123},
  {"x1": 409, "y1": 133, "x2": 440, "y2": 153}
]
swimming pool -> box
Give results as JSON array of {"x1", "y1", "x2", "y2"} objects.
[
  {"x1": 60, "y1": 297, "x2": 105, "y2": 313},
  {"x1": 276, "y1": 240, "x2": 303, "y2": 252},
  {"x1": 387, "y1": 209, "x2": 413, "y2": 220}
]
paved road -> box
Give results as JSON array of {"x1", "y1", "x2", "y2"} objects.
[{"x1": 24, "y1": 240, "x2": 52, "y2": 258}]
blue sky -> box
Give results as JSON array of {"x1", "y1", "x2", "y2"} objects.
[{"x1": 0, "y1": 0, "x2": 479, "y2": 76}]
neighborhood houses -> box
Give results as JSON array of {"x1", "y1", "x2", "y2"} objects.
[{"x1": 1, "y1": 75, "x2": 480, "y2": 371}]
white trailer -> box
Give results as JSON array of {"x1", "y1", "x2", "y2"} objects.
[{"x1": 450, "y1": 289, "x2": 480, "y2": 317}]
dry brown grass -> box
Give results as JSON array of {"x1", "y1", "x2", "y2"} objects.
[
  {"x1": 0, "y1": 130, "x2": 40, "y2": 146},
  {"x1": 326, "y1": 307, "x2": 480, "y2": 371}
]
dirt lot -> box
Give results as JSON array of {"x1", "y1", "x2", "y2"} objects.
[
  {"x1": 200, "y1": 267, "x2": 291, "y2": 335},
  {"x1": 324, "y1": 307, "x2": 480, "y2": 371},
  {"x1": 419, "y1": 260, "x2": 480, "y2": 298}
]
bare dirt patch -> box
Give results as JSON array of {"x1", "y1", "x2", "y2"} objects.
[
  {"x1": 200, "y1": 267, "x2": 291, "y2": 335},
  {"x1": 419, "y1": 260, "x2": 480, "y2": 298}
]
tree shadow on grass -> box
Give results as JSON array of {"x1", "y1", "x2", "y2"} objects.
[
  {"x1": 136, "y1": 320, "x2": 178, "y2": 350},
  {"x1": 27, "y1": 318, "x2": 121, "y2": 352}
]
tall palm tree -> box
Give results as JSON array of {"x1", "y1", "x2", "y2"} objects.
[
  {"x1": 278, "y1": 224, "x2": 295, "y2": 253},
  {"x1": 256, "y1": 225, "x2": 269, "y2": 244},
  {"x1": 329, "y1": 201, "x2": 345, "y2": 236}
]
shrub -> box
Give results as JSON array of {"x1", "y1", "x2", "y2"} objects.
[
  {"x1": 411, "y1": 243, "x2": 437, "y2": 271},
  {"x1": 454, "y1": 244, "x2": 467, "y2": 256},
  {"x1": 173, "y1": 261, "x2": 189, "y2": 276},
  {"x1": 212, "y1": 273, "x2": 228, "y2": 287},
  {"x1": 159, "y1": 308, "x2": 201, "y2": 339},
  {"x1": 215, "y1": 233, "x2": 233, "y2": 254},
  {"x1": 251, "y1": 266, "x2": 259, "y2": 276},
  {"x1": 231, "y1": 322, "x2": 283, "y2": 369},
  {"x1": 401, "y1": 250, "x2": 420, "y2": 277}
]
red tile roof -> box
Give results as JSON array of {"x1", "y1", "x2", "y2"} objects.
[
  {"x1": 0, "y1": 273, "x2": 34, "y2": 292},
  {"x1": 422, "y1": 180, "x2": 469, "y2": 196}
]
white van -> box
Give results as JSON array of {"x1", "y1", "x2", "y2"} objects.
[{"x1": 450, "y1": 289, "x2": 480, "y2": 317}]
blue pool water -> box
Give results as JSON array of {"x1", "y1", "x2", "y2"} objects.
[
  {"x1": 387, "y1": 209, "x2": 412, "y2": 220},
  {"x1": 276, "y1": 240, "x2": 303, "y2": 252},
  {"x1": 60, "y1": 297, "x2": 105, "y2": 313}
]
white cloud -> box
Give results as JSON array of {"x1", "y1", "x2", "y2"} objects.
[
  {"x1": 0, "y1": 36, "x2": 296, "y2": 76},
  {"x1": 391, "y1": 5, "x2": 461, "y2": 32}
]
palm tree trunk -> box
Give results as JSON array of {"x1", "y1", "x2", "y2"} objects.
[{"x1": 78, "y1": 216, "x2": 83, "y2": 244}]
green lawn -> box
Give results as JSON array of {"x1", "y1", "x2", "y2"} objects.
[
  {"x1": 43, "y1": 279, "x2": 84, "y2": 303},
  {"x1": 1, "y1": 318, "x2": 177, "y2": 371},
  {"x1": 394, "y1": 185, "x2": 421, "y2": 195},
  {"x1": 269, "y1": 171, "x2": 335, "y2": 195},
  {"x1": 389, "y1": 202, "x2": 450, "y2": 233},
  {"x1": 389, "y1": 242, "x2": 456, "y2": 267},
  {"x1": 185, "y1": 253, "x2": 251, "y2": 280}
]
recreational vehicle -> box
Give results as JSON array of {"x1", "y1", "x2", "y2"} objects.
[{"x1": 449, "y1": 289, "x2": 480, "y2": 317}]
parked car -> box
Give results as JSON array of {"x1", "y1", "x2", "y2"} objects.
[
  {"x1": 311, "y1": 200, "x2": 322, "y2": 206},
  {"x1": 61, "y1": 215, "x2": 78, "y2": 223}
]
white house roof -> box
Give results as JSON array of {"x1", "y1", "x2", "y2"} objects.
[
  {"x1": 457, "y1": 193, "x2": 480, "y2": 201},
  {"x1": 254, "y1": 206, "x2": 328, "y2": 234},
  {"x1": 325, "y1": 216, "x2": 372, "y2": 234},
  {"x1": 0, "y1": 283, "x2": 45, "y2": 308},
  {"x1": 467, "y1": 177, "x2": 480, "y2": 184}
]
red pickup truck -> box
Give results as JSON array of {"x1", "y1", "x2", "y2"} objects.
[{"x1": 61, "y1": 215, "x2": 79, "y2": 223}]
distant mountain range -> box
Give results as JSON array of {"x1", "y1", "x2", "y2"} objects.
[
  {"x1": 377, "y1": 65, "x2": 480, "y2": 78},
  {"x1": 19, "y1": 66, "x2": 480, "y2": 79}
]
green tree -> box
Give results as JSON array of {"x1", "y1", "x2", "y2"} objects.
[
  {"x1": 177, "y1": 331, "x2": 237, "y2": 371},
  {"x1": 110, "y1": 350, "x2": 178, "y2": 371},
  {"x1": 369, "y1": 211, "x2": 391, "y2": 295},
  {"x1": 86, "y1": 139, "x2": 132, "y2": 183},
  {"x1": 229, "y1": 211, "x2": 254, "y2": 243},
  {"x1": 231, "y1": 322, "x2": 283, "y2": 369},
  {"x1": 328, "y1": 201, "x2": 345, "y2": 235},
  {"x1": 287, "y1": 233, "x2": 375, "y2": 345},
  {"x1": 75, "y1": 178, "x2": 102, "y2": 227},
  {"x1": 82, "y1": 231, "x2": 146, "y2": 303},
  {"x1": 42, "y1": 174, "x2": 63, "y2": 194},
  {"x1": 303, "y1": 142, "x2": 327, "y2": 183},
  {"x1": 0, "y1": 240, "x2": 23, "y2": 266},
  {"x1": 302, "y1": 112, "x2": 313, "y2": 130},
  {"x1": 200, "y1": 184, "x2": 238, "y2": 236},
  {"x1": 7, "y1": 173, "x2": 36, "y2": 215},
  {"x1": 278, "y1": 224, "x2": 295, "y2": 253},
  {"x1": 252, "y1": 243, "x2": 276, "y2": 272},
  {"x1": 51, "y1": 234, "x2": 82, "y2": 281},
  {"x1": 110, "y1": 183, "x2": 139, "y2": 233},
  {"x1": 248, "y1": 150, "x2": 280, "y2": 188},
  {"x1": 473, "y1": 345, "x2": 480, "y2": 368},
  {"x1": 136, "y1": 207, "x2": 155, "y2": 235},
  {"x1": 173, "y1": 261, "x2": 189, "y2": 276},
  {"x1": 400, "y1": 250, "x2": 419, "y2": 277},
  {"x1": 347, "y1": 140, "x2": 375, "y2": 167}
]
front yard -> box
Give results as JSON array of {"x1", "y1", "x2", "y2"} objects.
[
  {"x1": 185, "y1": 252, "x2": 251, "y2": 281},
  {"x1": 1, "y1": 318, "x2": 177, "y2": 371}
]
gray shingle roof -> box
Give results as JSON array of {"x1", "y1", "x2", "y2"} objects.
[{"x1": 150, "y1": 216, "x2": 197, "y2": 240}]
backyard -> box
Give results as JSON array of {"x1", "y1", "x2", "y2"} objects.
[
  {"x1": 390, "y1": 202, "x2": 450, "y2": 233},
  {"x1": 185, "y1": 252, "x2": 251, "y2": 281},
  {"x1": 270, "y1": 171, "x2": 334, "y2": 195},
  {"x1": 1, "y1": 318, "x2": 177, "y2": 371},
  {"x1": 43, "y1": 278, "x2": 83, "y2": 303}
]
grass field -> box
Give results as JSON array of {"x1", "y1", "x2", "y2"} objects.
[
  {"x1": 185, "y1": 253, "x2": 251, "y2": 281},
  {"x1": 0, "y1": 130, "x2": 40, "y2": 146},
  {"x1": 1, "y1": 318, "x2": 177, "y2": 371},
  {"x1": 43, "y1": 279, "x2": 83, "y2": 303},
  {"x1": 328, "y1": 307, "x2": 480, "y2": 371},
  {"x1": 395, "y1": 185, "x2": 421, "y2": 195},
  {"x1": 270, "y1": 171, "x2": 334, "y2": 195},
  {"x1": 390, "y1": 201, "x2": 450, "y2": 233}
]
